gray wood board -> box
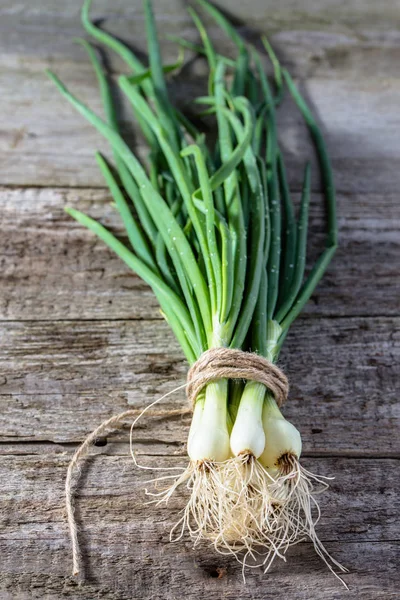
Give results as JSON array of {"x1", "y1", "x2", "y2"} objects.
[
  {"x1": 1, "y1": 0, "x2": 399, "y2": 598},
  {"x1": 1, "y1": 64, "x2": 400, "y2": 193},
  {"x1": 1, "y1": 187, "x2": 398, "y2": 320},
  {"x1": 0, "y1": 452, "x2": 399, "y2": 599},
  {"x1": 1, "y1": 2, "x2": 400, "y2": 191},
  {"x1": 0, "y1": 317, "x2": 399, "y2": 456}
]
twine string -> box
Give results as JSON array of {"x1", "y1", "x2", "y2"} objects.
[
  {"x1": 65, "y1": 348, "x2": 288, "y2": 577},
  {"x1": 186, "y1": 347, "x2": 288, "y2": 407}
]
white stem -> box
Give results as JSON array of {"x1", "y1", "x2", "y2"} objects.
[
  {"x1": 263, "y1": 390, "x2": 284, "y2": 419},
  {"x1": 187, "y1": 395, "x2": 204, "y2": 448},
  {"x1": 230, "y1": 381, "x2": 266, "y2": 458},
  {"x1": 266, "y1": 319, "x2": 282, "y2": 362},
  {"x1": 258, "y1": 393, "x2": 302, "y2": 470},
  {"x1": 188, "y1": 379, "x2": 230, "y2": 462}
]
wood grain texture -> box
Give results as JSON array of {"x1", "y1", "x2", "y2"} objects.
[
  {"x1": 0, "y1": 0, "x2": 399, "y2": 598},
  {"x1": 0, "y1": 317, "x2": 399, "y2": 456},
  {"x1": 2, "y1": 67, "x2": 400, "y2": 193},
  {"x1": 1, "y1": 187, "x2": 398, "y2": 320},
  {"x1": 0, "y1": 452, "x2": 399, "y2": 599},
  {"x1": 1, "y1": 2, "x2": 400, "y2": 191}
]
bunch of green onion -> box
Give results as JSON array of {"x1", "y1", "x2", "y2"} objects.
[{"x1": 48, "y1": 0, "x2": 347, "y2": 583}]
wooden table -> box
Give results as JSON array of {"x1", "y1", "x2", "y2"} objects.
[{"x1": 1, "y1": 1, "x2": 399, "y2": 598}]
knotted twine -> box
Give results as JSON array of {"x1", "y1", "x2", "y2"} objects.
[
  {"x1": 66, "y1": 347, "x2": 288, "y2": 577},
  {"x1": 186, "y1": 347, "x2": 288, "y2": 407}
]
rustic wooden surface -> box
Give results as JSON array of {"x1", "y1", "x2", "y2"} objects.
[{"x1": 0, "y1": 0, "x2": 399, "y2": 598}]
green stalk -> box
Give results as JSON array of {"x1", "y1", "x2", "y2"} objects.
[
  {"x1": 143, "y1": 0, "x2": 181, "y2": 152},
  {"x1": 181, "y1": 145, "x2": 222, "y2": 317},
  {"x1": 261, "y1": 36, "x2": 283, "y2": 105},
  {"x1": 46, "y1": 70, "x2": 212, "y2": 341},
  {"x1": 82, "y1": 0, "x2": 157, "y2": 146},
  {"x1": 188, "y1": 7, "x2": 217, "y2": 95},
  {"x1": 76, "y1": 37, "x2": 158, "y2": 244},
  {"x1": 51, "y1": 1, "x2": 338, "y2": 500},
  {"x1": 275, "y1": 162, "x2": 311, "y2": 323},
  {"x1": 95, "y1": 152, "x2": 156, "y2": 270},
  {"x1": 277, "y1": 152, "x2": 297, "y2": 303},
  {"x1": 279, "y1": 69, "x2": 337, "y2": 330},
  {"x1": 65, "y1": 207, "x2": 198, "y2": 359},
  {"x1": 214, "y1": 62, "x2": 246, "y2": 339},
  {"x1": 224, "y1": 101, "x2": 266, "y2": 349}
]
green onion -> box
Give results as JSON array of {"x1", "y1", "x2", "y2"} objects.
[{"x1": 51, "y1": 0, "x2": 347, "y2": 585}]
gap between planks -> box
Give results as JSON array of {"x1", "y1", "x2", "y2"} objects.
[
  {"x1": 0, "y1": 313, "x2": 397, "y2": 323},
  {"x1": 0, "y1": 441, "x2": 399, "y2": 460}
]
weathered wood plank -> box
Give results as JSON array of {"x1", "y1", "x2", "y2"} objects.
[
  {"x1": 0, "y1": 317, "x2": 398, "y2": 454},
  {"x1": 2, "y1": 453, "x2": 397, "y2": 543},
  {"x1": 0, "y1": 452, "x2": 398, "y2": 599},
  {"x1": 2, "y1": 69, "x2": 400, "y2": 193},
  {"x1": 1, "y1": 187, "x2": 398, "y2": 321},
  {"x1": 0, "y1": 187, "x2": 158, "y2": 320},
  {"x1": 1, "y1": 543, "x2": 397, "y2": 600},
  {"x1": 1, "y1": 2, "x2": 399, "y2": 598},
  {"x1": 1, "y1": 3, "x2": 400, "y2": 190},
  {"x1": 2, "y1": 0, "x2": 400, "y2": 33}
]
